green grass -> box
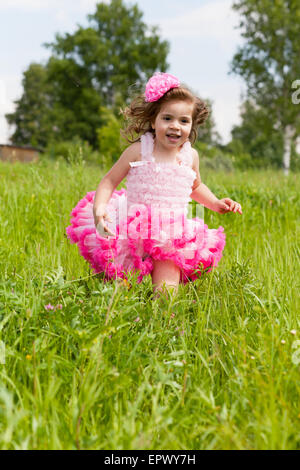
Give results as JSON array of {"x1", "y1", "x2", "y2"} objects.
[{"x1": 0, "y1": 158, "x2": 299, "y2": 450}]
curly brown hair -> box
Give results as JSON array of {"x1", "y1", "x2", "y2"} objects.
[{"x1": 120, "y1": 85, "x2": 209, "y2": 145}]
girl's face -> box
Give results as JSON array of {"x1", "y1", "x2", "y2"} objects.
[{"x1": 152, "y1": 99, "x2": 194, "y2": 151}]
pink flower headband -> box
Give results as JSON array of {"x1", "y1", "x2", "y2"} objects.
[{"x1": 145, "y1": 72, "x2": 180, "y2": 103}]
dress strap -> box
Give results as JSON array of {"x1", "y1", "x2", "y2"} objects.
[
  {"x1": 178, "y1": 140, "x2": 193, "y2": 166},
  {"x1": 129, "y1": 132, "x2": 154, "y2": 168},
  {"x1": 141, "y1": 132, "x2": 155, "y2": 162}
]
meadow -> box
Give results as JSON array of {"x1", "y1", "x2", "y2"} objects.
[{"x1": 0, "y1": 156, "x2": 299, "y2": 450}]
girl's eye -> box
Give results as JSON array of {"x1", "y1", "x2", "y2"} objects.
[{"x1": 162, "y1": 117, "x2": 190, "y2": 123}]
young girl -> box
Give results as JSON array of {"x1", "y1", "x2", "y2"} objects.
[{"x1": 66, "y1": 72, "x2": 242, "y2": 297}]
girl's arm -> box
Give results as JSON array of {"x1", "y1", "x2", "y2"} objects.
[
  {"x1": 93, "y1": 141, "x2": 141, "y2": 231},
  {"x1": 190, "y1": 149, "x2": 242, "y2": 214}
]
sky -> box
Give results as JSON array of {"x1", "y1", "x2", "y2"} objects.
[{"x1": 0, "y1": 0, "x2": 247, "y2": 145}]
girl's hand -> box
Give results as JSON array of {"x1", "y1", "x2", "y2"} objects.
[
  {"x1": 214, "y1": 198, "x2": 242, "y2": 215},
  {"x1": 94, "y1": 212, "x2": 116, "y2": 237}
]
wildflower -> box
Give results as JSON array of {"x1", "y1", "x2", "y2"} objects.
[
  {"x1": 55, "y1": 304, "x2": 63, "y2": 310},
  {"x1": 125, "y1": 296, "x2": 128, "y2": 300},
  {"x1": 134, "y1": 317, "x2": 140, "y2": 322},
  {"x1": 180, "y1": 330, "x2": 185, "y2": 336},
  {"x1": 250, "y1": 355, "x2": 255, "y2": 360},
  {"x1": 281, "y1": 340, "x2": 286, "y2": 344},
  {"x1": 44, "y1": 303, "x2": 55, "y2": 311},
  {"x1": 170, "y1": 313, "x2": 175, "y2": 318},
  {"x1": 290, "y1": 329, "x2": 297, "y2": 336},
  {"x1": 122, "y1": 279, "x2": 131, "y2": 289},
  {"x1": 26, "y1": 354, "x2": 32, "y2": 361},
  {"x1": 79, "y1": 299, "x2": 83, "y2": 304}
]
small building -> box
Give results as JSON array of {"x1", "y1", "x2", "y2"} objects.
[{"x1": 0, "y1": 144, "x2": 42, "y2": 163}]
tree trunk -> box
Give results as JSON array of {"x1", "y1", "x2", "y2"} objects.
[{"x1": 283, "y1": 125, "x2": 294, "y2": 175}]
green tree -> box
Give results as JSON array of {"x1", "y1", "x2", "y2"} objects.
[
  {"x1": 45, "y1": 56, "x2": 103, "y2": 147},
  {"x1": 6, "y1": 0, "x2": 170, "y2": 149},
  {"x1": 5, "y1": 63, "x2": 54, "y2": 148},
  {"x1": 227, "y1": 99, "x2": 284, "y2": 168},
  {"x1": 229, "y1": 0, "x2": 300, "y2": 173},
  {"x1": 97, "y1": 106, "x2": 127, "y2": 164}
]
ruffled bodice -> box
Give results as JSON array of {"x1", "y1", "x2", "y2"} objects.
[{"x1": 126, "y1": 132, "x2": 196, "y2": 209}]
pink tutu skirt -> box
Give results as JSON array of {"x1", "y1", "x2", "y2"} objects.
[{"x1": 66, "y1": 188, "x2": 226, "y2": 284}]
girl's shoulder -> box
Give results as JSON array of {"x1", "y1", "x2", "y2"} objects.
[{"x1": 125, "y1": 140, "x2": 142, "y2": 163}]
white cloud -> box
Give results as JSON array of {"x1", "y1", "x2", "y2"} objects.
[
  {"x1": 212, "y1": 92, "x2": 242, "y2": 143},
  {"x1": 0, "y1": 0, "x2": 50, "y2": 9},
  {"x1": 0, "y1": 76, "x2": 22, "y2": 143},
  {"x1": 158, "y1": 0, "x2": 241, "y2": 53},
  {"x1": 0, "y1": 80, "x2": 6, "y2": 109},
  {"x1": 0, "y1": 0, "x2": 108, "y2": 11}
]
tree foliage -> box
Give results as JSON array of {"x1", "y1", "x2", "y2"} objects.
[
  {"x1": 97, "y1": 106, "x2": 127, "y2": 163},
  {"x1": 227, "y1": 99, "x2": 284, "y2": 168}
]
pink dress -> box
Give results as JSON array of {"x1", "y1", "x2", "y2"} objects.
[{"x1": 66, "y1": 132, "x2": 226, "y2": 284}]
